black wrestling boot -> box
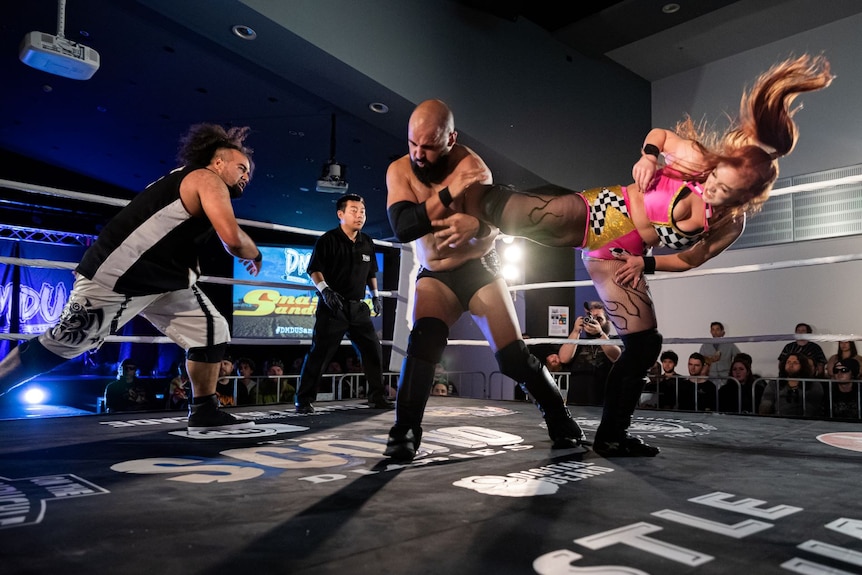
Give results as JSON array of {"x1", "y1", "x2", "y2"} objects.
[
  {"x1": 383, "y1": 428, "x2": 421, "y2": 461},
  {"x1": 188, "y1": 394, "x2": 255, "y2": 432},
  {"x1": 383, "y1": 356, "x2": 437, "y2": 460},
  {"x1": 593, "y1": 436, "x2": 660, "y2": 457},
  {"x1": 593, "y1": 329, "x2": 663, "y2": 457},
  {"x1": 497, "y1": 340, "x2": 589, "y2": 448}
]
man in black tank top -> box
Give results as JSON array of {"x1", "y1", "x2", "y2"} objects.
[{"x1": 0, "y1": 124, "x2": 263, "y2": 432}]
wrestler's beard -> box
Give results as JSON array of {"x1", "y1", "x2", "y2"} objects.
[
  {"x1": 229, "y1": 184, "x2": 244, "y2": 199},
  {"x1": 411, "y1": 156, "x2": 449, "y2": 187}
]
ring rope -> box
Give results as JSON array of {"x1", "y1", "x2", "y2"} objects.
[{"x1": 0, "y1": 178, "x2": 400, "y2": 248}]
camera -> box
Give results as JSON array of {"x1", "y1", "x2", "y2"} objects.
[{"x1": 583, "y1": 315, "x2": 597, "y2": 325}]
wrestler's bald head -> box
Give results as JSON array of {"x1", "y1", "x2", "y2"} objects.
[{"x1": 409, "y1": 99, "x2": 455, "y2": 147}]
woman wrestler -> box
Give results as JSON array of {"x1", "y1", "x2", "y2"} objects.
[{"x1": 450, "y1": 54, "x2": 833, "y2": 456}]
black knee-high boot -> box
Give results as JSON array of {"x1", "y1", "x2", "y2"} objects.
[
  {"x1": 383, "y1": 357, "x2": 436, "y2": 461},
  {"x1": 384, "y1": 317, "x2": 448, "y2": 461},
  {"x1": 594, "y1": 329, "x2": 663, "y2": 457},
  {"x1": 496, "y1": 340, "x2": 588, "y2": 448}
]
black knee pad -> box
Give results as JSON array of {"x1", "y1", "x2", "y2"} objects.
[
  {"x1": 406, "y1": 317, "x2": 448, "y2": 364},
  {"x1": 495, "y1": 340, "x2": 542, "y2": 382},
  {"x1": 187, "y1": 342, "x2": 227, "y2": 363},
  {"x1": 618, "y1": 329, "x2": 663, "y2": 373}
]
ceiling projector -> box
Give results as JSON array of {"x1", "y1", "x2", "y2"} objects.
[
  {"x1": 316, "y1": 162, "x2": 349, "y2": 194},
  {"x1": 20, "y1": 31, "x2": 100, "y2": 80}
]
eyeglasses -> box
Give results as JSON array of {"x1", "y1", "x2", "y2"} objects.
[{"x1": 833, "y1": 367, "x2": 851, "y2": 374}]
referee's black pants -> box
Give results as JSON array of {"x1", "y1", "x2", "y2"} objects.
[{"x1": 295, "y1": 300, "x2": 384, "y2": 406}]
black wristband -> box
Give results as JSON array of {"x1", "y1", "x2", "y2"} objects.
[
  {"x1": 643, "y1": 256, "x2": 656, "y2": 274},
  {"x1": 642, "y1": 144, "x2": 660, "y2": 158},
  {"x1": 438, "y1": 187, "x2": 453, "y2": 208},
  {"x1": 253, "y1": 251, "x2": 262, "y2": 263}
]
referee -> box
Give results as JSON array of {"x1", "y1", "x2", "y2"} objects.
[{"x1": 294, "y1": 194, "x2": 394, "y2": 412}]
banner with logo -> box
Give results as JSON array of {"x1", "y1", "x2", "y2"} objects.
[{"x1": 231, "y1": 244, "x2": 382, "y2": 339}]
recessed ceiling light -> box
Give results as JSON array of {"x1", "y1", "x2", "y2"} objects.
[
  {"x1": 231, "y1": 25, "x2": 257, "y2": 40},
  {"x1": 662, "y1": 3, "x2": 680, "y2": 14},
  {"x1": 369, "y1": 102, "x2": 389, "y2": 114}
]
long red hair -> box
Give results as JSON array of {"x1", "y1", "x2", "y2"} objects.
[{"x1": 676, "y1": 54, "x2": 833, "y2": 217}]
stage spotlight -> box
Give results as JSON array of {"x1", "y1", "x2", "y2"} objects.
[
  {"x1": 22, "y1": 387, "x2": 47, "y2": 405},
  {"x1": 501, "y1": 264, "x2": 521, "y2": 282},
  {"x1": 503, "y1": 243, "x2": 522, "y2": 263}
]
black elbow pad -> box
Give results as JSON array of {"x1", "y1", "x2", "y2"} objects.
[{"x1": 387, "y1": 200, "x2": 433, "y2": 242}]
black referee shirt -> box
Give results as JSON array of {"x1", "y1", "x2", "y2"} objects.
[{"x1": 307, "y1": 226, "x2": 378, "y2": 300}]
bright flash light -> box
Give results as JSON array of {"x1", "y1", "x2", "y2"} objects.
[
  {"x1": 500, "y1": 235, "x2": 515, "y2": 244},
  {"x1": 22, "y1": 387, "x2": 47, "y2": 405},
  {"x1": 501, "y1": 264, "x2": 521, "y2": 281},
  {"x1": 503, "y1": 244, "x2": 522, "y2": 263}
]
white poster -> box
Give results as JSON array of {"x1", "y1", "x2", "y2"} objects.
[{"x1": 548, "y1": 306, "x2": 569, "y2": 337}]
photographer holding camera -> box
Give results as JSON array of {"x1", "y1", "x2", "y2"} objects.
[{"x1": 559, "y1": 301, "x2": 621, "y2": 406}]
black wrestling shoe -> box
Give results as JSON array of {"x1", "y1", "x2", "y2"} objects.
[
  {"x1": 366, "y1": 395, "x2": 395, "y2": 409},
  {"x1": 593, "y1": 436, "x2": 660, "y2": 457},
  {"x1": 295, "y1": 403, "x2": 315, "y2": 414},
  {"x1": 547, "y1": 413, "x2": 592, "y2": 449},
  {"x1": 383, "y1": 428, "x2": 419, "y2": 461},
  {"x1": 187, "y1": 396, "x2": 255, "y2": 432}
]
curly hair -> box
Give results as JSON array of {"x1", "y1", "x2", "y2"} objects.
[
  {"x1": 176, "y1": 123, "x2": 254, "y2": 169},
  {"x1": 674, "y1": 54, "x2": 833, "y2": 218}
]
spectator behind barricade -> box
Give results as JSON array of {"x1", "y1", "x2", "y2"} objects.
[
  {"x1": 236, "y1": 357, "x2": 260, "y2": 405},
  {"x1": 434, "y1": 363, "x2": 458, "y2": 396},
  {"x1": 676, "y1": 353, "x2": 716, "y2": 411},
  {"x1": 431, "y1": 381, "x2": 449, "y2": 396},
  {"x1": 558, "y1": 301, "x2": 620, "y2": 407},
  {"x1": 718, "y1": 355, "x2": 764, "y2": 414},
  {"x1": 825, "y1": 341, "x2": 862, "y2": 378},
  {"x1": 258, "y1": 358, "x2": 293, "y2": 404},
  {"x1": 829, "y1": 358, "x2": 860, "y2": 419},
  {"x1": 545, "y1": 353, "x2": 563, "y2": 373},
  {"x1": 698, "y1": 321, "x2": 741, "y2": 382},
  {"x1": 167, "y1": 362, "x2": 191, "y2": 411},
  {"x1": 216, "y1": 358, "x2": 238, "y2": 407},
  {"x1": 760, "y1": 352, "x2": 823, "y2": 417},
  {"x1": 639, "y1": 350, "x2": 678, "y2": 409},
  {"x1": 104, "y1": 358, "x2": 151, "y2": 413},
  {"x1": 778, "y1": 323, "x2": 827, "y2": 378},
  {"x1": 345, "y1": 355, "x2": 363, "y2": 373}
]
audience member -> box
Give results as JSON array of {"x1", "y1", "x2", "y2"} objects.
[
  {"x1": 639, "y1": 350, "x2": 678, "y2": 409},
  {"x1": 558, "y1": 301, "x2": 621, "y2": 406},
  {"x1": 433, "y1": 363, "x2": 458, "y2": 396},
  {"x1": 216, "y1": 358, "x2": 238, "y2": 407},
  {"x1": 777, "y1": 323, "x2": 827, "y2": 378},
  {"x1": 760, "y1": 352, "x2": 823, "y2": 417},
  {"x1": 828, "y1": 358, "x2": 860, "y2": 419},
  {"x1": 431, "y1": 382, "x2": 449, "y2": 396},
  {"x1": 104, "y1": 358, "x2": 150, "y2": 413},
  {"x1": 236, "y1": 357, "x2": 260, "y2": 405},
  {"x1": 545, "y1": 353, "x2": 563, "y2": 373},
  {"x1": 167, "y1": 362, "x2": 191, "y2": 411},
  {"x1": 825, "y1": 341, "x2": 862, "y2": 378},
  {"x1": 698, "y1": 321, "x2": 741, "y2": 382},
  {"x1": 718, "y1": 355, "x2": 764, "y2": 414},
  {"x1": 345, "y1": 355, "x2": 363, "y2": 373},
  {"x1": 676, "y1": 353, "x2": 716, "y2": 411},
  {"x1": 259, "y1": 358, "x2": 293, "y2": 404}
]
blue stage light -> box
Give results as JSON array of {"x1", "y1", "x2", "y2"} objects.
[{"x1": 22, "y1": 387, "x2": 47, "y2": 405}]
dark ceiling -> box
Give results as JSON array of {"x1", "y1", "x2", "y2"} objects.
[{"x1": 2, "y1": 0, "x2": 859, "y2": 242}]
